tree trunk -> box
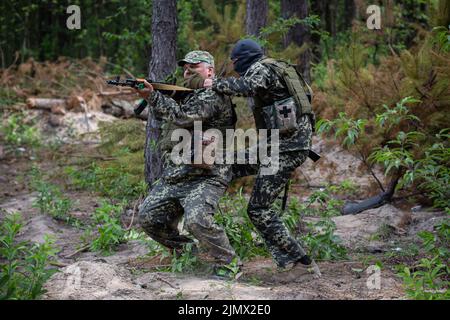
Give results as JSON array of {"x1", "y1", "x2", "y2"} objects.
[
  {"x1": 245, "y1": 0, "x2": 268, "y2": 36},
  {"x1": 310, "y1": 0, "x2": 325, "y2": 62},
  {"x1": 342, "y1": 168, "x2": 405, "y2": 215},
  {"x1": 145, "y1": 0, "x2": 178, "y2": 188},
  {"x1": 281, "y1": 0, "x2": 311, "y2": 83},
  {"x1": 325, "y1": 0, "x2": 337, "y2": 37},
  {"x1": 343, "y1": 0, "x2": 356, "y2": 30}
]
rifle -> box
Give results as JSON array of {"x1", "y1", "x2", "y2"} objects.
[{"x1": 106, "y1": 76, "x2": 193, "y2": 115}]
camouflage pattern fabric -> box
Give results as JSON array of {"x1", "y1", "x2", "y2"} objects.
[
  {"x1": 139, "y1": 86, "x2": 237, "y2": 265},
  {"x1": 178, "y1": 50, "x2": 215, "y2": 68},
  {"x1": 213, "y1": 58, "x2": 313, "y2": 152},
  {"x1": 212, "y1": 57, "x2": 315, "y2": 267},
  {"x1": 148, "y1": 86, "x2": 235, "y2": 184},
  {"x1": 248, "y1": 150, "x2": 309, "y2": 268},
  {"x1": 139, "y1": 177, "x2": 236, "y2": 264}
]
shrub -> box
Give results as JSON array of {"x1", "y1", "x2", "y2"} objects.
[
  {"x1": 1, "y1": 112, "x2": 40, "y2": 149},
  {"x1": 0, "y1": 213, "x2": 58, "y2": 300},
  {"x1": 215, "y1": 189, "x2": 268, "y2": 260},
  {"x1": 281, "y1": 182, "x2": 349, "y2": 261},
  {"x1": 397, "y1": 219, "x2": 450, "y2": 300},
  {"x1": 30, "y1": 167, "x2": 76, "y2": 225},
  {"x1": 89, "y1": 201, "x2": 126, "y2": 254}
]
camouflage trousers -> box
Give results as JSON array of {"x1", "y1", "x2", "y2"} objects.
[
  {"x1": 235, "y1": 150, "x2": 309, "y2": 268},
  {"x1": 138, "y1": 177, "x2": 236, "y2": 265}
]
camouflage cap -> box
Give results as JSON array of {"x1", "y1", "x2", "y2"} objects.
[{"x1": 178, "y1": 50, "x2": 215, "y2": 68}]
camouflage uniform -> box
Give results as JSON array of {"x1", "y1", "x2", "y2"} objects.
[
  {"x1": 139, "y1": 52, "x2": 237, "y2": 265},
  {"x1": 212, "y1": 57, "x2": 313, "y2": 268}
]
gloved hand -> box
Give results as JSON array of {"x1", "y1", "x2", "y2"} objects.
[{"x1": 183, "y1": 71, "x2": 205, "y2": 89}]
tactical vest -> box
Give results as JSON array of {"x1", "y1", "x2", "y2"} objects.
[
  {"x1": 251, "y1": 58, "x2": 314, "y2": 134},
  {"x1": 260, "y1": 57, "x2": 313, "y2": 116}
]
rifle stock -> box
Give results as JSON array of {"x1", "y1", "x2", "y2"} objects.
[{"x1": 106, "y1": 76, "x2": 193, "y2": 116}]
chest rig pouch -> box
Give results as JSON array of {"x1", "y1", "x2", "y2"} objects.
[
  {"x1": 259, "y1": 58, "x2": 314, "y2": 134},
  {"x1": 262, "y1": 96, "x2": 298, "y2": 134}
]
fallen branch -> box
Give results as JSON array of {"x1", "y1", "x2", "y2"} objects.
[
  {"x1": 125, "y1": 195, "x2": 143, "y2": 231},
  {"x1": 154, "y1": 275, "x2": 179, "y2": 289},
  {"x1": 341, "y1": 168, "x2": 404, "y2": 215},
  {"x1": 26, "y1": 98, "x2": 66, "y2": 110},
  {"x1": 98, "y1": 90, "x2": 135, "y2": 97},
  {"x1": 65, "y1": 244, "x2": 90, "y2": 259},
  {"x1": 49, "y1": 261, "x2": 69, "y2": 268}
]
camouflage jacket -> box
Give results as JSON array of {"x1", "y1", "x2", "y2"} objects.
[
  {"x1": 147, "y1": 87, "x2": 235, "y2": 185},
  {"x1": 212, "y1": 57, "x2": 312, "y2": 152}
]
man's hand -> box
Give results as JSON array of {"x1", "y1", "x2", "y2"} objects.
[
  {"x1": 135, "y1": 79, "x2": 154, "y2": 99},
  {"x1": 203, "y1": 78, "x2": 213, "y2": 88}
]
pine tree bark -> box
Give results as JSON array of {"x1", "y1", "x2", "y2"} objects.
[
  {"x1": 144, "y1": 0, "x2": 178, "y2": 187},
  {"x1": 325, "y1": 0, "x2": 337, "y2": 37},
  {"x1": 245, "y1": 0, "x2": 268, "y2": 36},
  {"x1": 343, "y1": 0, "x2": 356, "y2": 30},
  {"x1": 281, "y1": 0, "x2": 311, "y2": 83}
]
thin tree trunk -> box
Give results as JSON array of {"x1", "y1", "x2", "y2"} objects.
[
  {"x1": 281, "y1": 0, "x2": 311, "y2": 83},
  {"x1": 325, "y1": 0, "x2": 337, "y2": 37},
  {"x1": 343, "y1": 0, "x2": 356, "y2": 30},
  {"x1": 145, "y1": 0, "x2": 178, "y2": 188},
  {"x1": 245, "y1": 0, "x2": 268, "y2": 36}
]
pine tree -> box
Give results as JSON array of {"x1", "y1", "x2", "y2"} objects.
[{"x1": 145, "y1": 0, "x2": 178, "y2": 187}]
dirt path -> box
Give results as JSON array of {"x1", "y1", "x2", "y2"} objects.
[
  {"x1": 2, "y1": 181, "x2": 445, "y2": 300},
  {"x1": 1, "y1": 111, "x2": 446, "y2": 300}
]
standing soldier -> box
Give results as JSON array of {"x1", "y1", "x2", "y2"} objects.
[
  {"x1": 204, "y1": 39, "x2": 321, "y2": 276},
  {"x1": 136, "y1": 51, "x2": 240, "y2": 278}
]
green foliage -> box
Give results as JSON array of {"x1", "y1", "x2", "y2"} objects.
[
  {"x1": 30, "y1": 167, "x2": 79, "y2": 226},
  {"x1": 89, "y1": 201, "x2": 126, "y2": 254},
  {"x1": 0, "y1": 88, "x2": 20, "y2": 107},
  {"x1": 375, "y1": 97, "x2": 421, "y2": 131},
  {"x1": 413, "y1": 130, "x2": 450, "y2": 208},
  {"x1": 301, "y1": 218, "x2": 348, "y2": 261},
  {"x1": 0, "y1": 213, "x2": 58, "y2": 300},
  {"x1": 65, "y1": 162, "x2": 147, "y2": 202},
  {"x1": 168, "y1": 243, "x2": 199, "y2": 273},
  {"x1": 318, "y1": 96, "x2": 450, "y2": 209},
  {"x1": 369, "y1": 127, "x2": 449, "y2": 208},
  {"x1": 282, "y1": 182, "x2": 350, "y2": 261},
  {"x1": 317, "y1": 112, "x2": 368, "y2": 148},
  {"x1": 215, "y1": 189, "x2": 268, "y2": 260},
  {"x1": 64, "y1": 119, "x2": 147, "y2": 202},
  {"x1": 1, "y1": 112, "x2": 40, "y2": 148},
  {"x1": 214, "y1": 257, "x2": 242, "y2": 279},
  {"x1": 397, "y1": 219, "x2": 450, "y2": 300},
  {"x1": 258, "y1": 15, "x2": 320, "y2": 48}
]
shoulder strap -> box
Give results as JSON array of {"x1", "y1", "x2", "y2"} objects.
[{"x1": 259, "y1": 58, "x2": 313, "y2": 116}]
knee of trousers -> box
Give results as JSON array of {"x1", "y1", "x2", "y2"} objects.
[
  {"x1": 138, "y1": 202, "x2": 163, "y2": 230},
  {"x1": 184, "y1": 211, "x2": 215, "y2": 236},
  {"x1": 247, "y1": 203, "x2": 269, "y2": 219},
  {"x1": 247, "y1": 205, "x2": 280, "y2": 232}
]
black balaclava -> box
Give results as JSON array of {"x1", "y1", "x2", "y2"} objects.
[{"x1": 231, "y1": 39, "x2": 263, "y2": 76}]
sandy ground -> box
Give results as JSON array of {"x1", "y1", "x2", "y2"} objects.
[{"x1": 1, "y1": 110, "x2": 446, "y2": 300}]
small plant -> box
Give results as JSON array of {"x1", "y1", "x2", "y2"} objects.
[
  {"x1": 169, "y1": 243, "x2": 198, "y2": 273},
  {"x1": 89, "y1": 201, "x2": 126, "y2": 254},
  {"x1": 317, "y1": 97, "x2": 450, "y2": 210},
  {"x1": 215, "y1": 189, "x2": 268, "y2": 260},
  {"x1": 30, "y1": 167, "x2": 76, "y2": 225},
  {"x1": 397, "y1": 219, "x2": 449, "y2": 300},
  {"x1": 214, "y1": 257, "x2": 242, "y2": 280},
  {"x1": 0, "y1": 213, "x2": 58, "y2": 300},
  {"x1": 280, "y1": 183, "x2": 349, "y2": 261},
  {"x1": 65, "y1": 162, "x2": 147, "y2": 202},
  {"x1": 300, "y1": 218, "x2": 348, "y2": 261},
  {"x1": 1, "y1": 112, "x2": 40, "y2": 148}
]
